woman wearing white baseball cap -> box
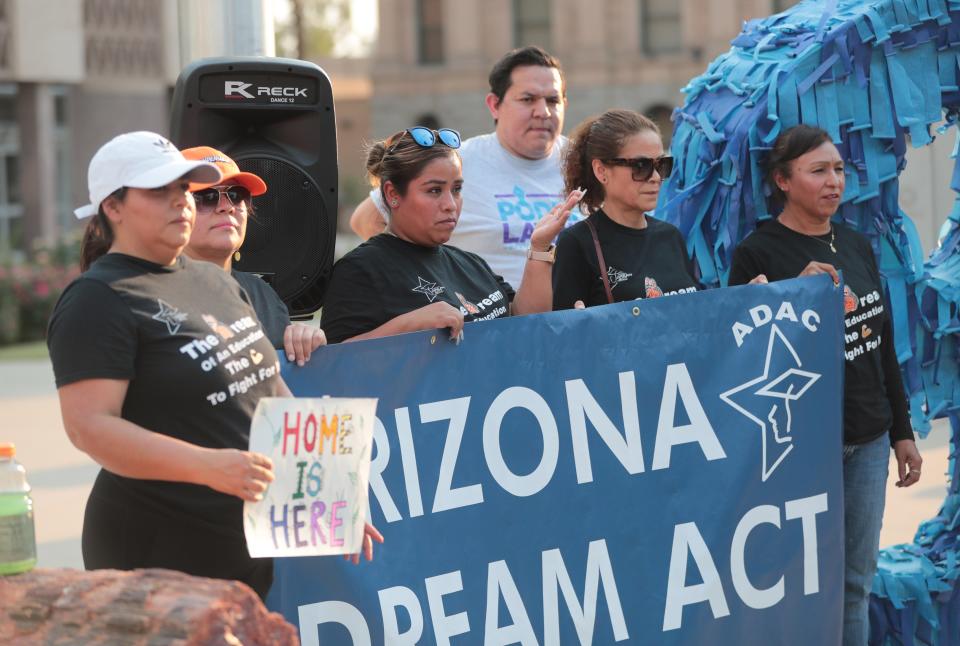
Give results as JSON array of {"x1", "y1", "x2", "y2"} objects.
[
  {"x1": 46, "y1": 131, "x2": 307, "y2": 598},
  {"x1": 75, "y1": 131, "x2": 220, "y2": 269}
]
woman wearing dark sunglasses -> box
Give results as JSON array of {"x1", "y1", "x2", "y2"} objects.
[
  {"x1": 321, "y1": 126, "x2": 580, "y2": 343},
  {"x1": 552, "y1": 109, "x2": 697, "y2": 309},
  {"x1": 181, "y1": 147, "x2": 326, "y2": 367}
]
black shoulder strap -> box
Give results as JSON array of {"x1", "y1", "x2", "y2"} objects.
[{"x1": 586, "y1": 217, "x2": 614, "y2": 304}]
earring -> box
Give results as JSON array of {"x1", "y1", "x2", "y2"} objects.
[
  {"x1": 234, "y1": 251, "x2": 241, "y2": 262},
  {"x1": 391, "y1": 200, "x2": 399, "y2": 207}
]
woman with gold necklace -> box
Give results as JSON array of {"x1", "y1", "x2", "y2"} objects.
[{"x1": 728, "y1": 124, "x2": 921, "y2": 646}]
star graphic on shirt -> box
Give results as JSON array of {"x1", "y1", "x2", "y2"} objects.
[
  {"x1": 604, "y1": 266, "x2": 632, "y2": 290},
  {"x1": 719, "y1": 324, "x2": 821, "y2": 482},
  {"x1": 412, "y1": 276, "x2": 445, "y2": 303},
  {"x1": 152, "y1": 299, "x2": 188, "y2": 334}
]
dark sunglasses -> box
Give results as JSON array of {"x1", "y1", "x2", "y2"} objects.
[
  {"x1": 192, "y1": 186, "x2": 252, "y2": 210},
  {"x1": 405, "y1": 126, "x2": 462, "y2": 149},
  {"x1": 603, "y1": 156, "x2": 674, "y2": 181}
]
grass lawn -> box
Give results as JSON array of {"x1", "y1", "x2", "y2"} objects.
[{"x1": 0, "y1": 341, "x2": 48, "y2": 362}]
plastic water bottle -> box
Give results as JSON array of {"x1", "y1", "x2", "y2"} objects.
[{"x1": 0, "y1": 443, "x2": 36, "y2": 575}]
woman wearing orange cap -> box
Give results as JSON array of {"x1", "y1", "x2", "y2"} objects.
[{"x1": 181, "y1": 147, "x2": 325, "y2": 366}]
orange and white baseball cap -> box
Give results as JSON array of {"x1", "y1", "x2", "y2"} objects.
[
  {"x1": 74, "y1": 131, "x2": 221, "y2": 219},
  {"x1": 180, "y1": 146, "x2": 268, "y2": 196}
]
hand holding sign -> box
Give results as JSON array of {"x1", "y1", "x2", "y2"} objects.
[
  {"x1": 203, "y1": 449, "x2": 275, "y2": 502},
  {"x1": 244, "y1": 397, "x2": 377, "y2": 558},
  {"x1": 344, "y1": 522, "x2": 385, "y2": 565}
]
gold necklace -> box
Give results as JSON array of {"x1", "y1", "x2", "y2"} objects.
[
  {"x1": 780, "y1": 214, "x2": 836, "y2": 253},
  {"x1": 808, "y1": 226, "x2": 837, "y2": 253}
]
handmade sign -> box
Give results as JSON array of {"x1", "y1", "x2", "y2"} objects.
[
  {"x1": 269, "y1": 275, "x2": 845, "y2": 645},
  {"x1": 244, "y1": 397, "x2": 377, "y2": 558}
]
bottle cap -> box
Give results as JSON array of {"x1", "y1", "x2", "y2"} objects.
[{"x1": 0, "y1": 443, "x2": 14, "y2": 459}]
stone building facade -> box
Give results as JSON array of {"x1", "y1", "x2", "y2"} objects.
[
  {"x1": 369, "y1": 0, "x2": 799, "y2": 139},
  {"x1": 5, "y1": 0, "x2": 276, "y2": 258}
]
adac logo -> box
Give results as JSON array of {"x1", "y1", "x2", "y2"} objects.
[
  {"x1": 412, "y1": 276, "x2": 445, "y2": 303},
  {"x1": 224, "y1": 81, "x2": 255, "y2": 99},
  {"x1": 604, "y1": 266, "x2": 632, "y2": 290},
  {"x1": 152, "y1": 299, "x2": 188, "y2": 335},
  {"x1": 644, "y1": 276, "x2": 663, "y2": 298},
  {"x1": 843, "y1": 285, "x2": 858, "y2": 314},
  {"x1": 455, "y1": 292, "x2": 479, "y2": 315},
  {"x1": 720, "y1": 323, "x2": 821, "y2": 481}
]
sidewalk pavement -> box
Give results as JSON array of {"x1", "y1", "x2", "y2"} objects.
[
  {"x1": 0, "y1": 358, "x2": 952, "y2": 570},
  {"x1": 1, "y1": 360, "x2": 96, "y2": 568}
]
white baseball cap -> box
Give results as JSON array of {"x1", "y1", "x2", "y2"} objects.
[{"x1": 74, "y1": 131, "x2": 222, "y2": 219}]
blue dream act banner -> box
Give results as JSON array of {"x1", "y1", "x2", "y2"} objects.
[{"x1": 268, "y1": 275, "x2": 846, "y2": 645}]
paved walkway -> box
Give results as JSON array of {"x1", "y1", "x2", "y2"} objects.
[
  {"x1": 0, "y1": 359, "x2": 952, "y2": 570},
  {"x1": 1, "y1": 360, "x2": 96, "y2": 568}
]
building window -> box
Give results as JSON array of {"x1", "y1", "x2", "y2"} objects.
[
  {"x1": 640, "y1": 0, "x2": 682, "y2": 56},
  {"x1": 513, "y1": 0, "x2": 551, "y2": 49},
  {"x1": 772, "y1": 0, "x2": 795, "y2": 12},
  {"x1": 52, "y1": 86, "x2": 72, "y2": 234},
  {"x1": 0, "y1": 84, "x2": 21, "y2": 257},
  {"x1": 417, "y1": 0, "x2": 444, "y2": 64}
]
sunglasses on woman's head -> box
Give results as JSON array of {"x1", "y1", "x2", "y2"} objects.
[
  {"x1": 603, "y1": 156, "x2": 674, "y2": 181},
  {"x1": 405, "y1": 126, "x2": 462, "y2": 149},
  {"x1": 192, "y1": 186, "x2": 252, "y2": 210}
]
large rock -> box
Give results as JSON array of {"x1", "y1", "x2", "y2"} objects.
[{"x1": 0, "y1": 568, "x2": 298, "y2": 645}]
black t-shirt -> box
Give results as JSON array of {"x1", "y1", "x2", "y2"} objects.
[
  {"x1": 47, "y1": 253, "x2": 282, "y2": 538},
  {"x1": 232, "y1": 269, "x2": 290, "y2": 350},
  {"x1": 728, "y1": 219, "x2": 912, "y2": 445},
  {"x1": 552, "y1": 210, "x2": 698, "y2": 309},
  {"x1": 321, "y1": 233, "x2": 515, "y2": 343}
]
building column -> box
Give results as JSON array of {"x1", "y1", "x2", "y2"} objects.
[{"x1": 17, "y1": 82, "x2": 57, "y2": 252}]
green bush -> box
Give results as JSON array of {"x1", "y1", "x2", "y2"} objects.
[{"x1": 0, "y1": 235, "x2": 81, "y2": 347}]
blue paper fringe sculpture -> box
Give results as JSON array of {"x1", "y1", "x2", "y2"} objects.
[{"x1": 657, "y1": 0, "x2": 960, "y2": 642}]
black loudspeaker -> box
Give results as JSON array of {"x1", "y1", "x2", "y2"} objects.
[{"x1": 170, "y1": 57, "x2": 337, "y2": 317}]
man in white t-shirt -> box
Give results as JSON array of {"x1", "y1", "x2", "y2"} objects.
[{"x1": 350, "y1": 46, "x2": 570, "y2": 288}]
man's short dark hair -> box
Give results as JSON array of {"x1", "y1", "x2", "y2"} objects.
[{"x1": 488, "y1": 46, "x2": 565, "y2": 105}]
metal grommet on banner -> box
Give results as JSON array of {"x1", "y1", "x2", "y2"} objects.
[
  {"x1": 430, "y1": 335, "x2": 436, "y2": 345},
  {"x1": 632, "y1": 306, "x2": 641, "y2": 316}
]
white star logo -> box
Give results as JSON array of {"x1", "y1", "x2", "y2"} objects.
[
  {"x1": 412, "y1": 276, "x2": 445, "y2": 303},
  {"x1": 605, "y1": 266, "x2": 633, "y2": 290},
  {"x1": 719, "y1": 324, "x2": 820, "y2": 481},
  {"x1": 152, "y1": 299, "x2": 188, "y2": 334}
]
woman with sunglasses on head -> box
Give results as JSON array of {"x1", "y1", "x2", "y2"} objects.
[
  {"x1": 180, "y1": 147, "x2": 326, "y2": 367},
  {"x1": 552, "y1": 110, "x2": 696, "y2": 309},
  {"x1": 321, "y1": 126, "x2": 581, "y2": 343},
  {"x1": 47, "y1": 132, "x2": 381, "y2": 600},
  {"x1": 727, "y1": 124, "x2": 920, "y2": 646}
]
